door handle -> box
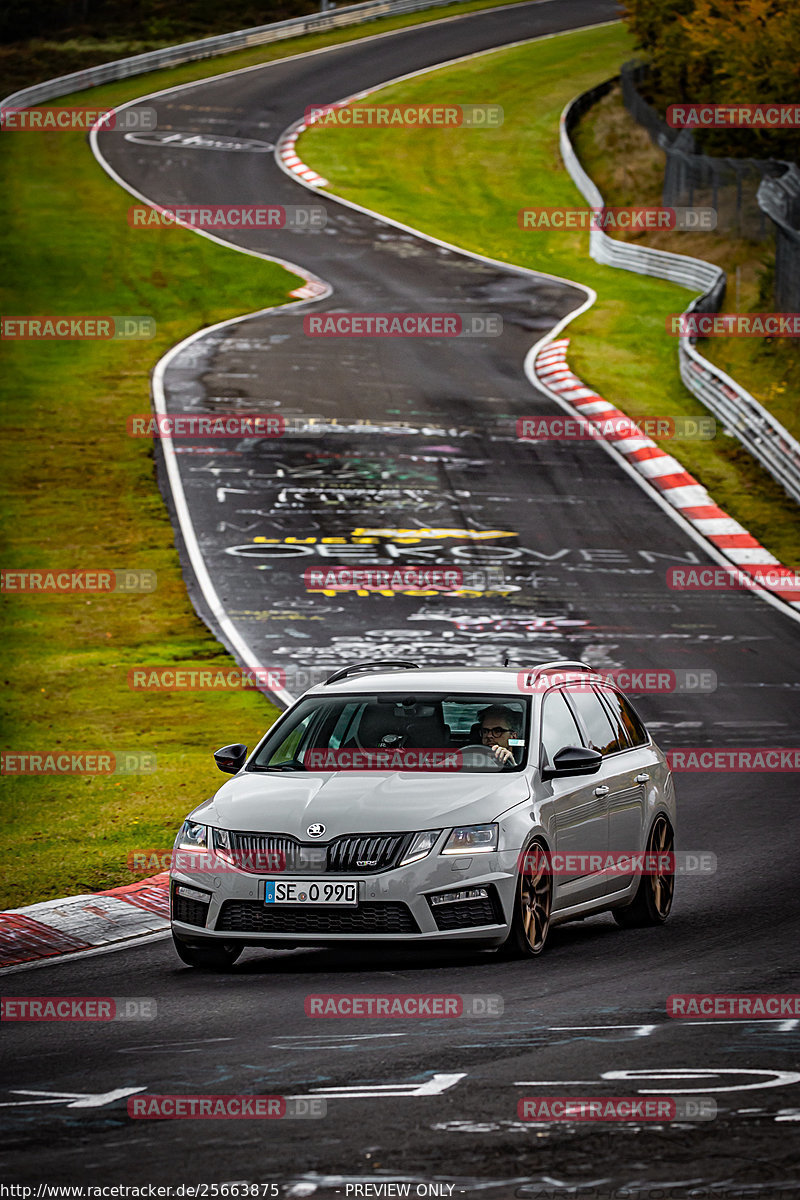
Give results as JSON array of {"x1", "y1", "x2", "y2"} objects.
[
  {"x1": 594, "y1": 785, "x2": 609, "y2": 797},
  {"x1": 634, "y1": 773, "x2": 650, "y2": 783}
]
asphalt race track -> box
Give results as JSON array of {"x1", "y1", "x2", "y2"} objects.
[{"x1": 3, "y1": 0, "x2": 800, "y2": 1193}]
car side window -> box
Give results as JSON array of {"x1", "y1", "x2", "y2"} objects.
[
  {"x1": 564, "y1": 686, "x2": 621, "y2": 756},
  {"x1": 615, "y1": 692, "x2": 650, "y2": 747},
  {"x1": 328, "y1": 703, "x2": 364, "y2": 749},
  {"x1": 595, "y1": 687, "x2": 632, "y2": 753},
  {"x1": 541, "y1": 688, "x2": 584, "y2": 768}
]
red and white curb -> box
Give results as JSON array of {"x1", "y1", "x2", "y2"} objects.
[
  {"x1": 0, "y1": 875, "x2": 170, "y2": 972},
  {"x1": 289, "y1": 278, "x2": 329, "y2": 300},
  {"x1": 533, "y1": 339, "x2": 800, "y2": 609},
  {"x1": 277, "y1": 118, "x2": 331, "y2": 190}
]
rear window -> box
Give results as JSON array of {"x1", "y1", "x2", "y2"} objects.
[{"x1": 597, "y1": 686, "x2": 649, "y2": 749}]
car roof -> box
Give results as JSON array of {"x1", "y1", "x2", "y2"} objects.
[{"x1": 306, "y1": 664, "x2": 596, "y2": 697}]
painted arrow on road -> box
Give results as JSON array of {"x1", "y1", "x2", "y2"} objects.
[
  {"x1": 287, "y1": 1072, "x2": 466, "y2": 1099},
  {"x1": 1, "y1": 1087, "x2": 147, "y2": 1108}
]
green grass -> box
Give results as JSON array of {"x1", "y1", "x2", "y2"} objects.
[
  {"x1": 299, "y1": 22, "x2": 800, "y2": 571},
  {"x1": 0, "y1": 0, "x2": 544, "y2": 911},
  {"x1": 0, "y1": 123, "x2": 297, "y2": 908},
  {"x1": 572, "y1": 83, "x2": 800, "y2": 448}
]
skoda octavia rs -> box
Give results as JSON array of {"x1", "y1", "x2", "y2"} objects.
[{"x1": 170, "y1": 660, "x2": 677, "y2": 968}]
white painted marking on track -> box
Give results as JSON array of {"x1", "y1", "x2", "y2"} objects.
[
  {"x1": 515, "y1": 1068, "x2": 800, "y2": 1093},
  {"x1": 287, "y1": 1072, "x2": 465, "y2": 1099},
  {"x1": 550, "y1": 1024, "x2": 656, "y2": 1036},
  {"x1": 1, "y1": 1087, "x2": 147, "y2": 1109}
]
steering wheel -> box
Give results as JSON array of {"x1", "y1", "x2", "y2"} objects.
[{"x1": 461, "y1": 744, "x2": 505, "y2": 771}]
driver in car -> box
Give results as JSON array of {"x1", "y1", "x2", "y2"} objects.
[{"x1": 478, "y1": 705, "x2": 522, "y2": 766}]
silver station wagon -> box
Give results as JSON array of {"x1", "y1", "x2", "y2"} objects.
[{"x1": 170, "y1": 661, "x2": 677, "y2": 969}]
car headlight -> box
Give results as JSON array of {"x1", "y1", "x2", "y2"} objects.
[
  {"x1": 442, "y1": 823, "x2": 498, "y2": 855},
  {"x1": 400, "y1": 830, "x2": 441, "y2": 866},
  {"x1": 174, "y1": 820, "x2": 208, "y2": 851}
]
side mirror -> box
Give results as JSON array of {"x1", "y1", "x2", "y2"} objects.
[
  {"x1": 214, "y1": 743, "x2": 248, "y2": 774},
  {"x1": 541, "y1": 744, "x2": 603, "y2": 780}
]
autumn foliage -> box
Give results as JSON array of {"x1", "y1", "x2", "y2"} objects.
[{"x1": 622, "y1": 0, "x2": 800, "y2": 158}]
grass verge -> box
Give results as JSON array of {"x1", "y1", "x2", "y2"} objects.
[
  {"x1": 571, "y1": 83, "x2": 800, "y2": 448},
  {"x1": 0, "y1": 126, "x2": 295, "y2": 909},
  {"x1": 0, "y1": 0, "x2": 535, "y2": 909},
  {"x1": 299, "y1": 22, "x2": 800, "y2": 571}
]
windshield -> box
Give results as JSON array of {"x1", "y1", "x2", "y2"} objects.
[{"x1": 250, "y1": 692, "x2": 530, "y2": 773}]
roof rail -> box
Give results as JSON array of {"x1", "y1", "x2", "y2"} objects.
[
  {"x1": 324, "y1": 659, "x2": 420, "y2": 686},
  {"x1": 521, "y1": 660, "x2": 594, "y2": 688}
]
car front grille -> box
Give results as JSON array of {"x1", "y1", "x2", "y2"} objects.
[
  {"x1": 328, "y1": 833, "x2": 410, "y2": 872},
  {"x1": 428, "y1": 888, "x2": 504, "y2": 931},
  {"x1": 216, "y1": 900, "x2": 419, "y2": 935},
  {"x1": 227, "y1": 831, "x2": 413, "y2": 874}
]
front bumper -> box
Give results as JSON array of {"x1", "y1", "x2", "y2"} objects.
[{"x1": 170, "y1": 849, "x2": 520, "y2": 947}]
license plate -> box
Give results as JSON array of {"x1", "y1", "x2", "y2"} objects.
[{"x1": 264, "y1": 880, "x2": 359, "y2": 906}]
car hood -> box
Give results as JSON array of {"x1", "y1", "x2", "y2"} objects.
[{"x1": 191, "y1": 771, "x2": 529, "y2": 837}]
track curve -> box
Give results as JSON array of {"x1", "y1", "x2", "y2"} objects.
[{"x1": 3, "y1": 2, "x2": 798, "y2": 1191}]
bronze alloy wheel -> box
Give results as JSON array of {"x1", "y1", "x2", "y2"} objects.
[
  {"x1": 613, "y1": 814, "x2": 675, "y2": 928},
  {"x1": 505, "y1": 840, "x2": 552, "y2": 957}
]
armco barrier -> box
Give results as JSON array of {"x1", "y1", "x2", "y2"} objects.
[
  {"x1": 560, "y1": 80, "x2": 800, "y2": 508},
  {"x1": 0, "y1": 0, "x2": 471, "y2": 112}
]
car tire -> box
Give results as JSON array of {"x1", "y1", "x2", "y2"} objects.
[
  {"x1": 172, "y1": 932, "x2": 243, "y2": 970},
  {"x1": 612, "y1": 814, "x2": 675, "y2": 928},
  {"x1": 501, "y1": 839, "x2": 552, "y2": 958}
]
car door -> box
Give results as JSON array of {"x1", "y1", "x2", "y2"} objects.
[
  {"x1": 565, "y1": 684, "x2": 649, "y2": 894},
  {"x1": 595, "y1": 686, "x2": 654, "y2": 888},
  {"x1": 540, "y1": 686, "x2": 610, "y2": 906}
]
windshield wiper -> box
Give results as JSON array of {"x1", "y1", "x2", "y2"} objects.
[{"x1": 253, "y1": 761, "x2": 307, "y2": 772}]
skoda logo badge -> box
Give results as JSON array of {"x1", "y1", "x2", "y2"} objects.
[{"x1": 307, "y1": 823, "x2": 325, "y2": 838}]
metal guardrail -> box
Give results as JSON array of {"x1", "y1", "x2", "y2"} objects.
[
  {"x1": 560, "y1": 80, "x2": 800, "y2": 507},
  {"x1": 0, "y1": 0, "x2": 470, "y2": 111}
]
